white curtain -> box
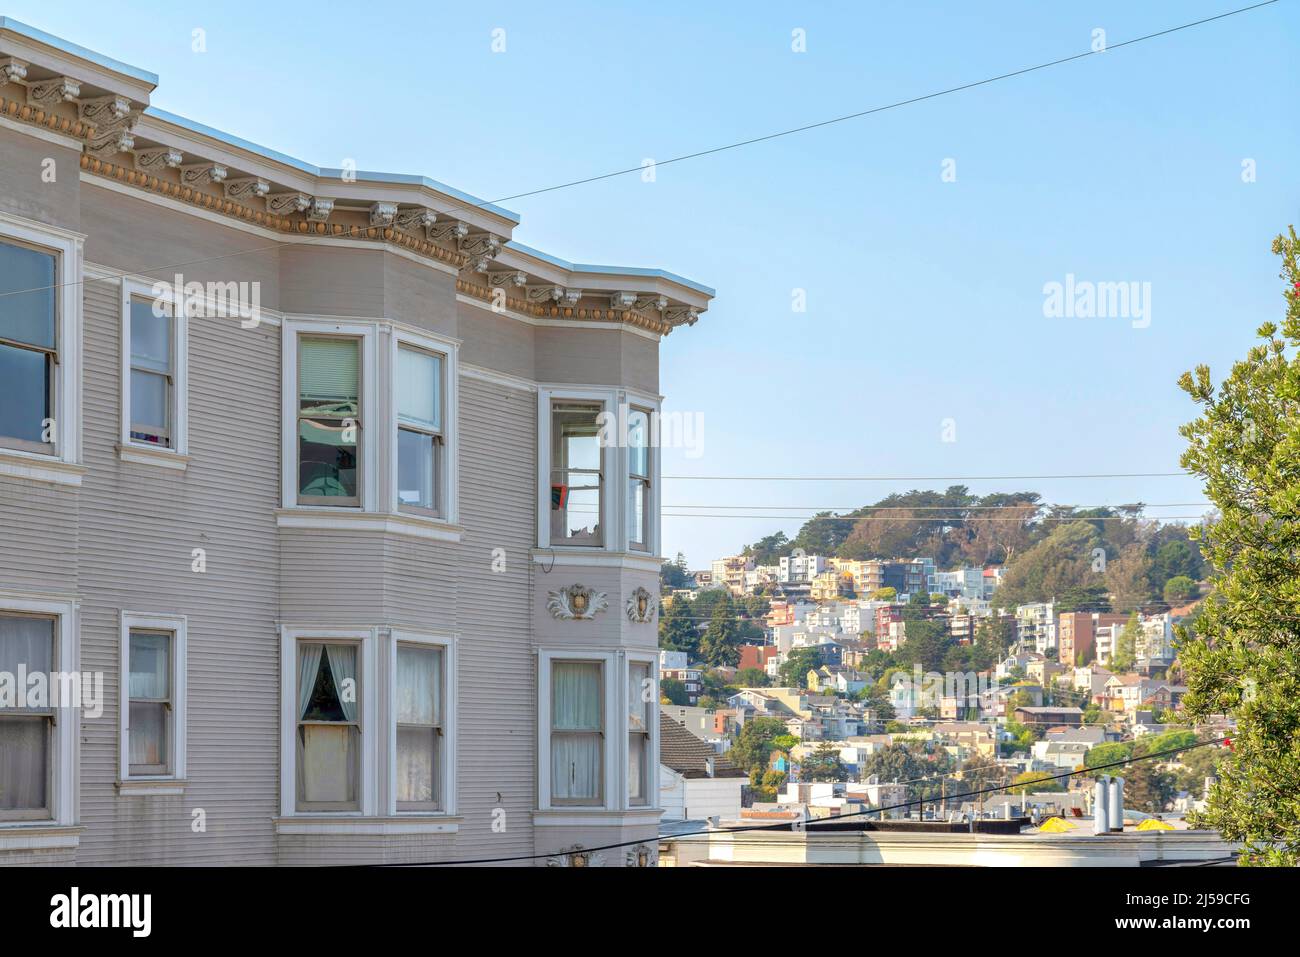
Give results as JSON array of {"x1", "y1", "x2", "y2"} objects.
[
  {"x1": 325, "y1": 644, "x2": 357, "y2": 722},
  {"x1": 397, "y1": 347, "x2": 441, "y2": 430},
  {"x1": 0, "y1": 615, "x2": 54, "y2": 682},
  {"x1": 628, "y1": 733, "x2": 646, "y2": 802},
  {"x1": 128, "y1": 632, "x2": 169, "y2": 699},
  {"x1": 129, "y1": 701, "x2": 166, "y2": 768},
  {"x1": 552, "y1": 662, "x2": 601, "y2": 802},
  {"x1": 396, "y1": 645, "x2": 441, "y2": 726},
  {"x1": 297, "y1": 643, "x2": 323, "y2": 719},
  {"x1": 0, "y1": 717, "x2": 47, "y2": 810},
  {"x1": 628, "y1": 663, "x2": 649, "y2": 732}
]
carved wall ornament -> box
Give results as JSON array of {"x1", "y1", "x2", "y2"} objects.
[
  {"x1": 369, "y1": 201, "x2": 398, "y2": 226},
  {"x1": 665, "y1": 305, "x2": 700, "y2": 327},
  {"x1": 634, "y1": 294, "x2": 668, "y2": 313},
  {"x1": 394, "y1": 208, "x2": 437, "y2": 235},
  {"x1": 306, "y1": 198, "x2": 334, "y2": 223},
  {"x1": 546, "y1": 584, "x2": 608, "y2": 621},
  {"x1": 488, "y1": 270, "x2": 528, "y2": 289},
  {"x1": 267, "y1": 192, "x2": 311, "y2": 216},
  {"x1": 85, "y1": 129, "x2": 133, "y2": 157},
  {"x1": 546, "y1": 845, "x2": 605, "y2": 867},
  {"x1": 626, "y1": 845, "x2": 657, "y2": 867},
  {"x1": 78, "y1": 94, "x2": 132, "y2": 133},
  {"x1": 428, "y1": 220, "x2": 469, "y2": 242},
  {"x1": 1, "y1": 58, "x2": 29, "y2": 85},
  {"x1": 181, "y1": 162, "x2": 227, "y2": 186},
  {"x1": 626, "y1": 587, "x2": 656, "y2": 624},
  {"x1": 224, "y1": 177, "x2": 271, "y2": 200}
]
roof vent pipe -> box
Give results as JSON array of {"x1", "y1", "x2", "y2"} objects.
[
  {"x1": 1108, "y1": 776, "x2": 1124, "y2": 832},
  {"x1": 1093, "y1": 776, "x2": 1110, "y2": 835}
]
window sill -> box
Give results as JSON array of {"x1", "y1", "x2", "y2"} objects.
[
  {"x1": 273, "y1": 816, "x2": 461, "y2": 836},
  {"x1": 276, "y1": 508, "x2": 463, "y2": 542},
  {"x1": 0, "y1": 823, "x2": 82, "y2": 852},
  {"x1": 116, "y1": 778, "x2": 187, "y2": 796},
  {"x1": 531, "y1": 549, "x2": 662, "y2": 573},
  {"x1": 116, "y1": 443, "x2": 190, "y2": 472},
  {"x1": 0, "y1": 449, "x2": 86, "y2": 487},
  {"x1": 533, "y1": 808, "x2": 663, "y2": 828}
]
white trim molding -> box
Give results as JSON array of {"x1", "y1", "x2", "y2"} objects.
[
  {"x1": 279, "y1": 626, "x2": 379, "y2": 818},
  {"x1": 387, "y1": 629, "x2": 459, "y2": 818},
  {"x1": 0, "y1": 591, "x2": 79, "y2": 829},
  {"x1": 0, "y1": 211, "x2": 85, "y2": 484},
  {"x1": 117, "y1": 611, "x2": 188, "y2": 785},
  {"x1": 117, "y1": 276, "x2": 190, "y2": 470}
]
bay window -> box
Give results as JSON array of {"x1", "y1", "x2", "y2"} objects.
[
  {"x1": 297, "y1": 337, "x2": 361, "y2": 505},
  {"x1": 550, "y1": 661, "x2": 604, "y2": 806},
  {"x1": 0, "y1": 239, "x2": 56, "y2": 454},
  {"x1": 550, "y1": 402, "x2": 604, "y2": 546},
  {"x1": 627, "y1": 407, "x2": 651, "y2": 552},
  {"x1": 296, "y1": 642, "x2": 361, "y2": 811},
  {"x1": 396, "y1": 345, "x2": 443, "y2": 515},
  {"x1": 0, "y1": 613, "x2": 54, "y2": 820}
]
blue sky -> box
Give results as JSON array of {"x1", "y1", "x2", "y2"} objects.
[{"x1": 13, "y1": 0, "x2": 1297, "y2": 567}]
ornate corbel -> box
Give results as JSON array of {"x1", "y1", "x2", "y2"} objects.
[
  {"x1": 78, "y1": 94, "x2": 132, "y2": 132},
  {"x1": 394, "y1": 208, "x2": 437, "y2": 236},
  {"x1": 546, "y1": 584, "x2": 609, "y2": 621},
  {"x1": 488, "y1": 270, "x2": 527, "y2": 289},
  {"x1": 85, "y1": 129, "x2": 134, "y2": 158},
  {"x1": 180, "y1": 162, "x2": 228, "y2": 186},
  {"x1": 610, "y1": 291, "x2": 638, "y2": 310},
  {"x1": 526, "y1": 284, "x2": 562, "y2": 304},
  {"x1": 0, "y1": 58, "x2": 29, "y2": 85},
  {"x1": 267, "y1": 192, "x2": 311, "y2": 216},
  {"x1": 634, "y1": 294, "x2": 668, "y2": 313},
  {"x1": 135, "y1": 147, "x2": 185, "y2": 172},
  {"x1": 223, "y1": 177, "x2": 271, "y2": 200},
  {"x1": 560, "y1": 287, "x2": 583, "y2": 307},
  {"x1": 428, "y1": 219, "x2": 469, "y2": 243},
  {"x1": 665, "y1": 305, "x2": 700, "y2": 327},
  {"x1": 369, "y1": 201, "x2": 398, "y2": 226},
  {"x1": 306, "y1": 198, "x2": 334, "y2": 223},
  {"x1": 27, "y1": 76, "x2": 80, "y2": 109}
]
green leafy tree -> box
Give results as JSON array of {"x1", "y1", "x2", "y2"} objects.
[
  {"x1": 1111, "y1": 613, "x2": 1141, "y2": 672},
  {"x1": 869, "y1": 587, "x2": 897, "y2": 601},
  {"x1": 699, "y1": 594, "x2": 742, "y2": 666},
  {"x1": 1008, "y1": 771, "x2": 1064, "y2": 794},
  {"x1": 658, "y1": 596, "x2": 698, "y2": 655},
  {"x1": 729, "y1": 717, "x2": 789, "y2": 776},
  {"x1": 660, "y1": 677, "x2": 689, "y2": 706},
  {"x1": 779, "y1": 647, "x2": 821, "y2": 688},
  {"x1": 801, "y1": 742, "x2": 847, "y2": 782},
  {"x1": 1179, "y1": 239, "x2": 1300, "y2": 859},
  {"x1": 1162, "y1": 575, "x2": 1198, "y2": 605},
  {"x1": 1084, "y1": 741, "x2": 1134, "y2": 776},
  {"x1": 736, "y1": 667, "x2": 769, "y2": 687},
  {"x1": 659, "y1": 553, "x2": 694, "y2": 592}
]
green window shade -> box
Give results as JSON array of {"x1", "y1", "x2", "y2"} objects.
[
  {"x1": 130, "y1": 300, "x2": 171, "y2": 373},
  {"x1": 300, "y1": 337, "x2": 359, "y2": 415},
  {"x1": 397, "y1": 346, "x2": 441, "y2": 430},
  {"x1": 0, "y1": 240, "x2": 56, "y2": 349}
]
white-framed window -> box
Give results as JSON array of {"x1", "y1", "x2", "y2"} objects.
[
  {"x1": 279, "y1": 627, "x2": 378, "y2": 816},
  {"x1": 0, "y1": 213, "x2": 83, "y2": 481},
  {"x1": 626, "y1": 656, "x2": 656, "y2": 806},
  {"x1": 118, "y1": 278, "x2": 188, "y2": 467},
  {"x1": 626, "y1": 406, "x2": 652, "y2": 552},
  {"x1": 118, "y1": 612, "x2": 187, "y2": 781},
  {"x1": 389, "y1": 630, "x2": 457, "y2": 815},
  {"x1": 390, "y1": 326, "x2": 458, "y2": 525},
  {"x1": 281, "y1": 321, "x2": 377, "y2": 511},
  {"x1": 537, "y1": 388, "x2": 616, "y2": 550},
  {"x1": 537, "y1": 650, "x2": 658, "y2": 811},
  {"x1": 0, "y1": 592, "x2": 77, "y2": 827}
]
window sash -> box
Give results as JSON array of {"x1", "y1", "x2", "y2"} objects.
[
  {"x1": 0, "y1": 610, "x2": 56, "y2": 820},
  {"x1": 550, "y1": 660, "x2": 604, "y2": 806},
  {"x1": 549, "y1": 402, "x2": 605, "y2": 547},
  {"x1": 127, "y1": 630, "x2": 173, "y2": 775},
  {"x1": 397, "y1": 426, "x2": 441, "y2": 515},
  {"x1": 296, "y1": 641, "x2": 361, "y2": 811}
]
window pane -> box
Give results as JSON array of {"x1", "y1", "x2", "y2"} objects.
[
  {"x1": 298, "y1": 419, "x2": 358, "y2": 498},
  {"x1": 298, "y1": 724, "x2": 358, "y2": 805},
  {"x1": 0, "y1": 343, "x2": 50, "y2": 444},
  {"x1": 0, "y1": 240, "x2": 56, "y2": 349},
  {"x1": 0, "y1": 716, "x2": 48, "y2": 811},
  {"x1": 130, "y1": 299, "x2": 171, "y2": 373},
  {"x1": 628, "y1": 479, "x2": 647, "y2": 547},
  {"x1": 396, "y1": 726, "x2": 437, "y2": 805},
  {"x1": 553, "y1": 404, "x2": 601, "y2": 472},
  {"x1": 628, "y1": 733, "x2": 647, "y2": 803},
  {"x1": 397, "y1": 346, "x2": 441, "y2": 431},
  {"x1": 299, "y1": 337, "x2": 358, "y2": 417},
  {"x1": 129, "y1": 632, "x2": 170, "y2": 699},
  {"x1": 396, "y1": 645, "x2": 441, "y2": 726},
  {"x1": 397, "y1": 428, "x2": 435, "y2": 509},
  {"x1": 552, "y1": 662, "x2": 601, "y2": 731},
  {"x1": 552, "y1": 734, "x2": 601, "y2": 802},
  {"x1": 628, "y1": 409, "x2": 649, "y2": 477},
  {"x1": 628, "y1": 663, "x2": 650, "y2": 731},
  {"x1": 130, "y1": 369, "x2": 169, "y2": 436},
  {"x1": 0, "y1": 615, "x2": 54, "y2": 686},
  {"x1": 128, "y1": 701, "x2": 167, "y2": 769}
]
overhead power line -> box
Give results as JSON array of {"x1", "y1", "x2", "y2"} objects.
[
  {"x1": 0, "y1": 2, "x2": 1277, "y2": 302},
  {"x1": 382, "y1": 735, "x2": 1227, "y2": 866}
]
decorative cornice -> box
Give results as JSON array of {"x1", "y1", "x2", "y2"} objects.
[
  {"x1": 457, "y1": 277, "x2": 673, "y2": 334},
  {"x1": 488, "y1": 270, "x2": 527, "y2": 289},
  {"x1": 394, "y1": 207, "x2": 436, "y2": 236},
  {"x1": 86, "y1": 128, "x2": 134, "y2": 157},
  {"x1": 266, "y1": 191, "x2": 311, "y2": 216},
  {"x1": 0, "y1": 89, "x2": 93, "y2": 138},
  {"x1": 369, "y1": 201, "x2": 398, "y2": 226},
  {"x1": 664, "y1": 305, "x2": 700, "y2": 327},
  {"x1": 1, "y1": 57, "x2": 28, "y2": 85},
  {"x1": 306, "y1": 197, "x2": 333, "y2": 223},
  {"x1": 78, "y1": 94, "x2": 133, "y2": 134},
  {"x1": 181, "y1": 162, "x2": 227, "y2": 186},
  {"x1": 429, "y1": 219, "x2": 469, "y2": 242}
]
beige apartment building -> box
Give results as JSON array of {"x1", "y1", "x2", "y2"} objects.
[{"x1": 0, "y1": 18, "x2": 711, "y2": 865}]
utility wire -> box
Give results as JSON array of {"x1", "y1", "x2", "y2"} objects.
[
  {"x1": 0, "y1": 2, "x2": 1277, "y2": 302},
  {"x1": 383, "y1": 735, "x2": 1226, "y2": 866},
  {"x1": 664, "y1": 472, "x2": 1190, "y2": 481}
]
